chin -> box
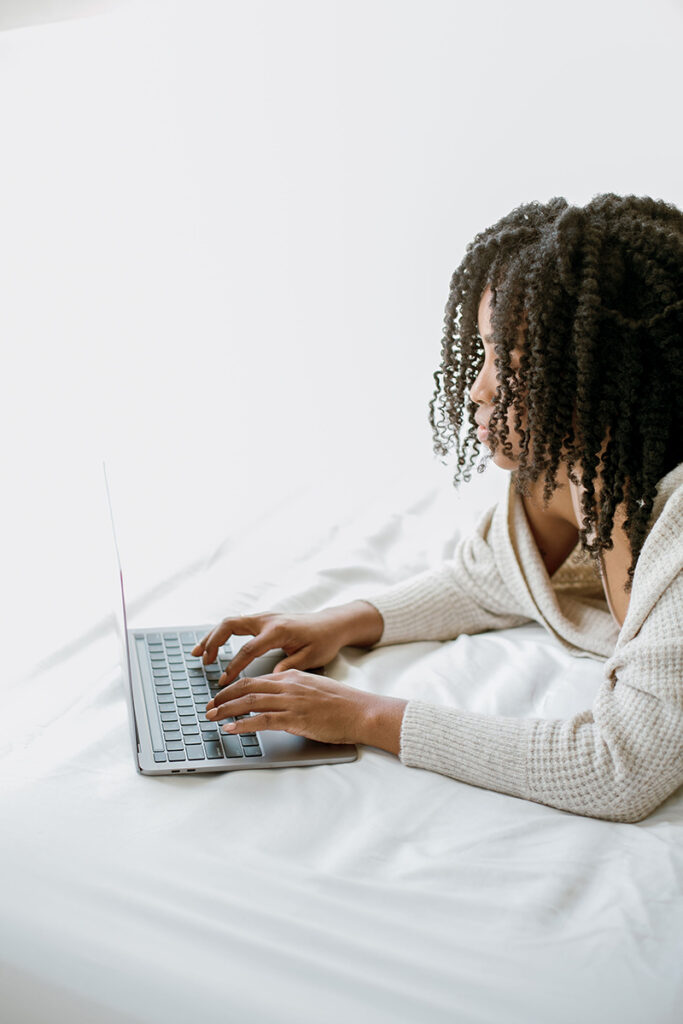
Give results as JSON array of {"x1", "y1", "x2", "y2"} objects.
[{"x1": 488, "y1": 445, "x2": 520, "y2": 472}]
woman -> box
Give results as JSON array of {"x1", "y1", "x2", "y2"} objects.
[{"x1": 195, "y1": 193, "x2": 683, "y2": 823}]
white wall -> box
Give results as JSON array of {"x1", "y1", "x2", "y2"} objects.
[{"x1": 2, "y1": 0, "x2": 682, "y2": 679}]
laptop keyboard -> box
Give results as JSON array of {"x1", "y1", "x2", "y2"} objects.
[{"x1": 134, "y1": 629, "x2": 264, "y2": 765}]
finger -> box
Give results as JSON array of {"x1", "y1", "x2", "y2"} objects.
[
  {"x1": 191, "y1": 632, "x2": 211, "y2": 656},
  {"x1": 217, "y1": 634, "x2": 283, "y2": 684},
  {"x1": 207, "y1": 675, "x2": 282, "y2": 713},
  {"x1": 273, "y1": 647, "x2": 311, "y2": 673},
  {"x1": 198, "y1": 616, "x2": 263, "y2": 664},
  {"x1": 207, "y1": 690, "x2": 288, "y2": 722},
  {"x1": 221, "y1": 712, "x2": 283, "y2": 734}
]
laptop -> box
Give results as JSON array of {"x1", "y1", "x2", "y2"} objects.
[{"x1": 103, "y1": 462, "x2": 358, "y2": 775}]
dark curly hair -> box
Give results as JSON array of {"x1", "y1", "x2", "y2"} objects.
[{"x1": 429, "y1": 193, "x2": 683, "y2": 593}]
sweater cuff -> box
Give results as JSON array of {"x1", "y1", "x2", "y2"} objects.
[
  {"x1": 360, "y1": 579, "x2": 472, "y2": 647},
  {"x1": 363, "y1": 586, "x2": 427, "y2": 646},
  {"x1": 399, "y1": 699, "x2": 534, "y2": 800}
]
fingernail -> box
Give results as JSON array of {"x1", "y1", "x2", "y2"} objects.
[
  {"x1": 223, "y1": 723, "x2": 236, "y2": 732},
  {"x1": 206, "y1": 708, "x2": 218, "y2": 719},
  {"x1": 206, "y1": 699, "x2": 214, "y2": 710}
]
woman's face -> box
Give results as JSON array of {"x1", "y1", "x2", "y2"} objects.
[
  {"x1": 471, "y1": 284, "x2": 528, "y2": 470},
  {"x1": 471, "y1": 285, "x2": 613, "y2": 525}
]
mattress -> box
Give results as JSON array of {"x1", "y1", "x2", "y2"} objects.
[{"x1": 2, "y1": 461, "x2": 682, "y2": 1024}]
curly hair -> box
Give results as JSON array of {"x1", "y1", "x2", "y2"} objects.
[{"x1": 429, "y1": 193, "x2": 683, "y2": 593}]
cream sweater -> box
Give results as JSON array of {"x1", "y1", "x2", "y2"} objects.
[{"x1": 363, "y1": 463, "x2": 683, "y2": 823}]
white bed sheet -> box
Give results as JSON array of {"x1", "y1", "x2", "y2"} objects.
[{"x1": 2, "y1": 463, "x2": 683, "y2": 1024}]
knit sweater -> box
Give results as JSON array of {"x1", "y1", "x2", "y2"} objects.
[{"x1": 362, "y1": 463, "x2": 683, "y2": 823}]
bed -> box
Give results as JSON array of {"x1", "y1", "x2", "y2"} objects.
[{"x1": 2, "y1": 459, "x2": 682, "y2": 1024}]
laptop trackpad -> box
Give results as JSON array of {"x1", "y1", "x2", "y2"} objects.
[{"x1": 237, "y1": 649, "x2": 286, "y2": 679}]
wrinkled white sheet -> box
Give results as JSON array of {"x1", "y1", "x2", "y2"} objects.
[{"x1": 2, "y1": 464, "x2": 683, "y2": 1024}]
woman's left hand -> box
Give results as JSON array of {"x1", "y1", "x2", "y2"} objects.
[{"x1": 205, "y1": 669, "x2": 400, "y2": 748}]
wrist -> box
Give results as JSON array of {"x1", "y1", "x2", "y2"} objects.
[
  {"x1": 327, "y1": 599, "x2": 384, "y2": 649},
  {"x1": 356, "y1": 693, "x2": 408, "y2": 756}
]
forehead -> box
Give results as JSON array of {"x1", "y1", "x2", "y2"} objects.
[
  {"x1": 477, "y1": 285, "x2": 528, "y2": 347},
  {"x1": 477, "y1": 286, "x2": 494, "y2": 334}
]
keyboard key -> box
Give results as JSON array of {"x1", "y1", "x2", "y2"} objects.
[
  {"x1": 168, "y1": 750, "x2": 186, "y2": 761},
  {"x1": 160, "y1": 712, "x2": 178, "y2": 722},
  {"x1": 163, "y1": 729, "x2": 182, "y2": 740},
  {"x1": 204, "y1": 741, "x2": 224, "y2": 759},
  {"x1": 243, "y1": 747, "x2": 263, "y2": 757},
  {"x1": 153, "y1": 751, "x2": 167, "y2": 762},
  {"x1": 158, "y1": 698, "x2": 175, "y2": 707},
  {"x1": 147, "y1": 633, "x2": 162, "y2": 643},
  {"x1": 241, "y1": 736, "x2": 260, "y2": 747},
  {"x1": 165, "y1": 739, "x2": 184, "y2": 750},
  {"x1": 180, "y1": 632, "x2": 196, "y2": 643},
  {"x1": 176, "y1": 698, "x2": 193, "y2": 708},
  {"x1": 221, "y1": 734, "x2": 244, "y2": 758},
  {"x1": 186, "y1": 747, "x2": 205, "y2": 760},
  {"x1": 182, "y1": 726, "x2": 200, "y2": 736},
  {"x1": 184, "y1": 737, "x2": 203, "y2": 747}
]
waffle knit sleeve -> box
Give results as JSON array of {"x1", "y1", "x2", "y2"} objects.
[
  {"x1": 397, "y1": 570, "x2": 683, "y2": 823},
  {"x1": 361, "y1": 498, "x2": 536, "y2": 646}
]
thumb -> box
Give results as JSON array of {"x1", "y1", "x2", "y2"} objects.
[{"x1": 273, "y1": 648, "x2": 311, "y2": 673}]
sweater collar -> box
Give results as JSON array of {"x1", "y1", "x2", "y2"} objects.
[{"x1": 507, "y1": 462, "x2": 683, "y2": 650}]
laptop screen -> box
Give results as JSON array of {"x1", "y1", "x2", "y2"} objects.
[{"x1": 102, "y1": 461, "x2": 140, "y2": 755}]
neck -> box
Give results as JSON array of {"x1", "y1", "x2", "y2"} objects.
[{"x1": 526, "y1": 463, "x2": 632, "y2": 559}]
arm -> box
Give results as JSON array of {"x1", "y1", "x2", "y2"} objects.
[
  {"x1": 360, "y1": 572, "x2": 683, "y2": 823},
  {"x1": 359, "y1": 496, "x2": 537, "y2": 647}
]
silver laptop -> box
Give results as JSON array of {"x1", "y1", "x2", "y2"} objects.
[{"x1": 103, "y1": 463, "x2": 358, "y2": 775}]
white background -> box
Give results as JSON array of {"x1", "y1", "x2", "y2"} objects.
[{"x1": 1, "y1": 0, "x2": 682, "y2": 682}]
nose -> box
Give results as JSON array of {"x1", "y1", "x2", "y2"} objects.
[{"x1": 469, "y1": 353, "x2": 497, "y2": 407}]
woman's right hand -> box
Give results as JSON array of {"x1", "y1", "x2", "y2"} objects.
[{"x1": 191, "y1": 600, "x2": 384, "y2": 687}]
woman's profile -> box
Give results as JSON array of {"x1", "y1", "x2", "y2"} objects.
[{"x1": 194, "y1": 192, "x2": 683, "y2": 823}]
